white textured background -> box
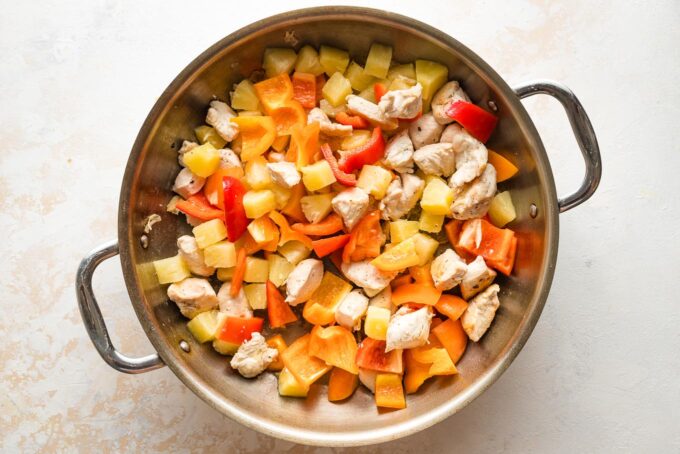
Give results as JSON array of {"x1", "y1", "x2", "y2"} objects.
[{"x1": 2, "y1": 0, "x2": 679, "y2": 452}]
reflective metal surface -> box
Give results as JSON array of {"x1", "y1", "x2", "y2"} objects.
[{"x1": 77, "y1": 6, "x2": 600, "y2": 446}]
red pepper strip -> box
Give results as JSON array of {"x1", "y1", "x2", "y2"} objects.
[
  {"x1": 320, "y1": 143, "x2": 357, "y2": 186},
  {"x1": 230, "y1": 247, "x2": 247, "y2": 297},
  {"x1": 266, "y1": 280, "x2": 298, "y2": 328},
  {"x1": 335, "y1": 111, "x2": 370, "y2": 129},
  {"x1": 217, "y1": 316, "x2": 263, "y2": 344},
  {"x1": 374, "y1": 82, "x2": 388, "y2": 103},
  {"x1": 312, "y1": 234, "x2": 351, "y2": 258},
  {"x1": 222, "y1": 176, "x2": 249, "y2": 242},
  {"x1": 444, "y1": 100, "x2": 498, "y2": 143},
  {"x1": 337, "y1": 127, "x2": 385, "y2": 174},
  {"x1": 175, "y1": 193, "x2": 224, "y2": 221},
  {"x1": 291, "y1": 213, "x2": 344, "y2": 236}
]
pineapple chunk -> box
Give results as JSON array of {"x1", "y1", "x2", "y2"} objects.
[
  {"x1": 203, "y1": 241, "x2": 237, "y2": 268},
  {"x1": 187, "y1": 310, "x2": 220, "y2": 343},
  {"x1": 387, "y1": 63, "x2": 416, "y2": 80},
  {"x1": 217, "y1": 267, "x2": 235, "y2": 281},
  {"x1": 412, "y1": 233, "x2": 439, "y2": 266},
  {"x1": 364, "y1": 43, "x2": 392, "y2": 78},
  {"x1": 357, "y1": 165, "x2": 393, "y2": 200},
  {"x1": 300, "y1": 193, "x2": 334, "y2": 223},
  {"x1": 295, "y1": 45, "x2": 325, "y2": 76},
  {"x1": 278, "y1": 367, "x2": 309, "y2": 397},
  {"x1": 153, "y1": 254, "x2": 190, "y2": 284},
  {"x1": 364, "y1": 306, "x2": 391, "y2": 340},
  {"x1": 244, "y1": 256, "x2": 269, "y2": 283},
  {"x1": 301, "y1": 161, "x2": 337, "y2": 191},
  {"x1": 244, "y1": 283, "x2": 267, "y2": 310},
  {"x1": 268, "y1": 254, "x2": 294, "y2": 287},
  {"x1": 389, "y1": 75, "x2": 416, "y2": 91},
  {"x1": 488, "y1": 191, "x2": 517, "y2": 227},
  {"x1": 319, "y1": 45, "x2": 350, "y2": 76},
  {"x1": 322, "y1": 72, "x2": 352, "y2": 107},
  {"x1": 420, "y1": 177, "x2": 454, "y2": 215},
  {"x1": 231, "y1": 79, "x2": 260, "y2": 111},
  {"x1": 415, "y1": 59, "x2": 449, "y2": 110},
  {"x1": 341, "y1": 130, "x2": 372, "y2": 150},
  {"x1": 419, "y1": 211, "x2": 445, "y2": 233},
  {"x1": 345, "y1": 61, "x2": 377, "y2": 91},
  {"x1": 371, "y1": 238, "x2": 421, "y2": 271},
  {"x1": 263, "y1": 47, "x2": 297, "y2": 78},
  {"x1": 213, "y1": 338, "x2": 239, "y2": 355},
  {"x1": 390, "y1": 220, "x2": 420, "y2": 243},
  {"x1": 270, "y1": 184, "x2": 292, "y2": 210},
  {"x1": 182, "y1": 143, "x2": 221, "y2": 178},
  {"x1": 245, "y1": 156, "x2": 273, "y2": 190},
  {"x1": 277, "y1": 241, "x2": 311, "y2": 265},
  {"x1": 243, "y1": 190, "x2": 276, "y2": 219},
  {"x1": 193, "y1": 219, "x2": 228, "y2": 248},
  {"x1": 357, "y1": 84, "x2": 376, "y2": 103},
  {"x1": 194, "y1": 125, "x2": 226, "y2": 149}
]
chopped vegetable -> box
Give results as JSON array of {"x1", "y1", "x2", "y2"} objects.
[
  {"x1": 245, "y1": 155, "x2": 273, "y2": 189},
  {"x1": 187, "y1": 310, "x2": 221, "y2": 343},
  {"x1": 243, "y1": 256, "x2": 269, "y2": 283},
  {"x1": 408, "y1": 264, "x2": 434, "y2": 286},
  {"x1": 411, "y1": 233, "x2": 439, "y2": 266},
  {"x1": 301, "y1": 159, "x2": 338, "y2": 191},
  {"x1": 456, "y1": 218, "x2": 515, "y2": 263},
  {"x1": 364, "y1": 43, "x2": 392, "y2": 78},
  {"x1": 355, "y1": 338, "x2": 403, "y2": 374},
  {"x1": 434, "y1": 294, "x2": 468, "y2": 320},
  {"x1": 341, "y1": 130, "x2": 372, "y2": 149},
  {"x1": 229, "y1": 116, "x2": 277, "y2": 161},
  {"x1": 230, "y1": 247, "x2": 247, "y2": 296},
  {"x1": 419, "y1": 211, "x2": 445, "y2": 233},
  {"x1": 292, "y1": 72, "x2": 317, "y2": 109},
  {"x1": 267, "y1": 254, "x2": 294, "y2": 287},
  {"x1": 488, "y1": 150, "x2": 519, "y2": 182},
  {"x1": 277, "y1": 240, "x2": 311, "y2": 265},
  {"x1": 176, "y1": 194, "x2": 224, "y2": 222},
  {"x1": 312, "y1": 233, "x2": 351, "y2": 258},
  {"x1": 281, "y1": 183, "x2": 307, "y2": 223},
  {"x1": 183, "y1": 143, "x2": 221, "y2": 178},
  {"x1": 244, "y1": 283, "x2": 267, "y2": 310},
  {"x1": 288, "y1": 122, "x2": 320, "y2": 170},
  {"x1": 375, "y1": 373, "x2": 406, "y2": 409},
  {"x1": 319, "y1": 45, "x2": 350, "y2": 76},
  {"x1": 153, "y1": 254, "x2": 191, "y2": 284},
  {"x1": 335, "y1": 111, "x2": 370, "y2": 129},
  {"x1": 356, "y1": 165, "x2": 393, "y2": 199},
  {"x1": 254, "y1": 73, "x2": 294, "y2": 112},
  {"x1": 488, "y1": 191, "x2": 517, "y2": 227},
  {"x1": 278, "y1": 367, "x2": 310, "y2": 397},
  {"x1": 445, "y1": 101, "x2": 498, "y2": 143},
  {"x1": 230, "y1": 79, "x2": 260, "y2": 111},
  {"x1": 203, "y1": 241, "x2": 237, "y2": 268},
  {"x1": 266, "y1": 280, "x2": 298, "y2": 328},
  {"x1": 432, "y1": 318, "x2": 468, "y2": 363},
  {"x1": 217, "y1": 316, "x2": 263, "y2": 345},
  {"x1": 280, "y1": 333, "x2": 332, "y2": 387},
  {"x1": 309, "y1": 325, "x2": 359, "y2": 374},
  {"x1": 263, "y1": 47, "x2": 297, "y2": 78},
  {"x1": 303, "y1": 271, "x2": 352, "y2": 325},
  {"x1": 193, "y1": 218, "x2": 228, "y2": 248},
  {"x1": 320, "y1": 143, "x2": 356, "y2": 187},
  {"x1": 343, "y1": 210, "x2": 385, "y2": 262},
  {"x1": 486, "y1": 235, "x2": 517, "y2": 276},
  {"x1": 328, "y1": 367, "x2": 359, "y2": 402},
  {"x1": 267, "y1": 334, "x2": 288, "y2": 371},
  {"x1": 322, "y1": 72, "x2": 352, "y2": 107},
  {"x1": 344, "y1": 61, "x2": 376, "y2": 91},
  {"x1": 373, "y1": 82, "x2": 388, "y2": 103},
  {"x1": 391, "y1": 283, "x2": 441, "y2": 306},
  {"x1": 204, "y1": 167, "x2": 244, "y2": 208},
  {"x1": 420, "y1": 177, "x2": 454, "y2": 215},
  {"x1": 222, "y1": 176, "x2": 250, "y2": 242},
  {"x1": 270, "y1": 100, "x2": 306, "y2": 136},
  {"x1": 337, "y1": 127, "x2": 386, "y2": 173},
  {"x1": 389, "y1": 220, "x2": 420, "y2": 243},
  {"x1": 269, "y1": 211, "x2": 314, "y2": 248},
  {"x1": 243, "y1": 189, "x2": 276, "y2": 219},
  {"x1": 195, "y1": 125, "x2": 227, "y2": 149},
  {"x1": 246, "y1": 215, "x2": 279, "y2": 251},
  {"x1": 364, "y1": 306, "x2": 391, "y2": 340},
  {"x1": 371, "y1": 237, "x2": 421, "y2": 271},
  {"x1": 415, "y1": 59, "x2": 448, "y2": 110}
]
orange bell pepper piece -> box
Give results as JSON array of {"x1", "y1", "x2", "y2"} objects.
[
  {"x1": 434, "y1": 294, "x2": 468, "y2": 320},
  {"x1": 404, "y1": 349, "x2": 433, "y2": 394},
  {"x1": 280, "y1": 333, "x2": 332, "y2": 388},
  {"x1": 217, "y1": 316, "x2": 263, "y2": 345},
  {"x1": 266, "y1": 280, "x2": 298, "y2": 329},
  {"x1": 287, "y1": 122, "x2": 320, "y2": 169},
  {"x1": 268, "y1": 211, "x2": 313, "y2": 248},
  {"x1": 355, "y1": 338, "x2": 404, "y2": 374},
  {"x1": 456, "y1": 219, "x2": 515, "y2": 263},
  {"x1": 488, "y1": 150, "x2": 519, "y2": 182},
  {"x1": 408, "y1": 263, "x2": 434, "y2": 286},
  {"x1": 391, "y1": 283, "x2": 441, "y2": 306},
  {"x1": 309, "y1": 325, "x2": 359, "y2": 374},
  {"x1": 444, "y1": 219, "x2": 475, "y2": 261},
  {"x1": 254, "y1": 73, "x2": 294, "y2": 112},
  {"x1": 246, "y1": 215, "x2": 280, "y2": 252},
  {"x1": 291, "y1": 213, "x2": 344, "y2": 236},
  {"x1": 175, "y1": 193, "x2": 224, "y2": 222},
  {"x1": 236, "y1": 231, "x2": 262, "y2": 255},
  {"x1": 486, "y1": 235, "x2": 517, "y2": 276},
  {"x1": 373, "y1": 82, "x2": 388, "y2": 103},
  {"x1": 342, "y1": 210, "x2": 385, "y2": 263},
  {"x1": 390, "y1": 274, "x2": 413, "y2": 289},
  {"x1": 411, "y1": 345, "x2": 457, "y2": 376},
  {"x1": 230, "y1": 247, "x2": 247, "y2": 297},
  {"x1": 303, "y1": 271, "x2": 352, "y2": 326},
  {"x1": 270, "y1": 99, "x2": 306, "y2": 136},
  {"x1": 203, "y1": 167, "x2": 244, "y2": 208},
  {"x1": 335, "y1": 111, "x2": 370, "y2": 129},
  {"x1": 375, "y1": 373, "x2": 406, "y2": 409},
  {"x1": 280, "y1": 182, "x2": 307, "y2": 223},
  {"x1": 327, "y1": 367, "x2": 359, "y2": 402},
  {"x1": 312, "y1": 234, "x2": 351, "y2": 258},
  {"x1": 266, "y1": 334, "x2": 288, "y2": 371},
  {"x1": 292, "y1": 72, "x2": 317, "y2": 109},
  {"x1": 229, "y1": 116, "x2": 276, "y2": 162},
  {"x1": 315, "y1": 74, "x2": 326, "y2": 102},
  {"x1": 432, "y1": 318, "x2": 468, "y2": 364}
]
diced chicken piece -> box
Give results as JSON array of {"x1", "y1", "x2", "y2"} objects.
[
  {"x1": 331, "y1": 188, "x2": 370, "y2": 230},
  {"x1": 341, "y1": 260, "x2": 397, "y2": 297},
  {"x1": 219, "y1": 148, "x2": 242, "y2": 169},
  {"x1": 430, "y1": 249, "x2": 468, "y2": 291},
  {"x1": 379, "y1": 173, "x2": 424, "y2": 221},
  {"x1": 167, "y1": 278, "x2": 218, "y2": 319},
  {"x1": 266, "y1": 161, "x2": 301, "y2": 188},
  {"x1": 358, "y1": 367, "x2": 377, "y2": 393},
  {"x1": 177, "y1": 235, "x2": 214, "y2": 277},
  {"x1": 460, "y1": 256, "x2": 497, "y2": 300},
  {"x1": 285, "y1": 259, "x2": 324, "y2": 306},
  {"x1": 178, "y1": 140, "x2": 198, "y2": 166},
  {"x1": 441, "y1": 124, "x2": 488, "y2": 189},
  {"x1": 268, "y1": 152, "x2": 285, "y2": 162},
  {"x1": 450, "y1": 164, "x2": 497, "y2": 220},
  {"x1": 408, "y1": 112, "x2": 443, "y2": 149},
  {"x1": 308, "y1": 107, "x2": 352, "y2": 137},
  {"x1": 346, "y1": 95, "x2": 399, "y2": 130},
  {"x1": 230, "y1": 332, "x2": 278, "y2": 378},
  {"x1": 172, "y1": 167, "x2": 205, "y2": 199},
  {"x1": 431, "y1": 81, "x2": 471, "y2": 125},
  {"x1": 413, "y1": 142, "x2": 456, "y2": 177},
  {"x1": 319, "y1": 99, "x2": 347, "y2": 118},
  {"x1": 217, "y1": 283, "x2": 253, "y2": 318},
  {"x1": 382, "y1": 130, "x2": 414, "y2": 173},
  {"x1": 385, "y1": 306, "x2": 432, "y2": 352},
  {"x1": 206, "y1": 100, "x2": 239, "y2": 142},
  {"x1": 378, "y1": 83, "x2": 423, "y2": 119},
  {"x1": 335, "y1": 290, "x2": 369, "y2": 331},
  {"x1": 461, "y1": 284, "x2": 500, "y2": 341}
]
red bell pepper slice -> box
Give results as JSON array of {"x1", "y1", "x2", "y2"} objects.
[
  {"x1": 444, "y1": 101, "x2": 498, "y2": 143},
  {"x1": 175, "y1": 193, "x2": 224, "y2": 221},
  {"x1": 320, "y1": 143, "x2": 357, "y2": 186},
  {"x1": 355, "y1": 338, "x2": 403, "y2": 374},
  {"x1": 486, "y1": 235, "x2": 517, "y2": 276},
  {"x1": 335, "y1": 111, "x2": 370, "y2": 129},
  {"x1": 337, "y1": 127, "x2": 385, "y2": 174},
  {"x1": 373, "y1": 82, "x2": 388, "y2": 103},
  {"x1": 217, "y1": 316, "x2": 264, "y2": 344},
  {"x1": 312, "y1": 234, "x2": 351, "y2": 258},
  {"x1": 266, "y1": 280, "x2": 298, "y2": 328},
  {"x1": 342, "y1": 210, "x2": 385, "y2": 262},
  {"x1": 222, "y1": 176, "x2": 249, "y2": 242},
  {"x1": 456, "y1": 219, "x2": 515, "y2": 263}
]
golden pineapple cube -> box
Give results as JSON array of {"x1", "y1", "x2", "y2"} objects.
[
  {"x1": 243, "y1": 283, "x2": 267, "y2": 310},
  {"x1": 389, "y1": 220, "x2": 420, "y2": 243},
  {"x1": 153, "y1": 254, "x2": 190, "y2": 284},
  {"x1": 244, "y1": 256, "x2": 269, "y2": 283},
  {"x1": 182, "y1": 143, "x2": 221, "y2": 178},
  {"x1": 388, "y1": 75, "x2": 416, "y2": 91},
  {"x1": 277, "y1": 241, "x2": 311, "y2": 265},
  {"x1": 213, "y1": 338, "x2": 239, "y2": 355},
  {"x1": 187, "y1": 310, "x2": 220, "y2": 343},
  {"x1": 263, "y1": 47, "x2": 297, "y2": 78},
  {"x1": 300, "y1": 193, "x2": 334, "y2": 223},
  {"x1": 231, "y1": 79, "x2": 260, "y2": 111},
  {"x1": 364, "y1": 43, "x2": 393, "y2": 78},
  {"x1": 192, "y1": 218, "x2": 228, "y2": 249},
  {"x1": 268, "y1": 254, "x2": 294, "y2": 287},
  {"x1": 357, "y1": 165, "x2": 393, "y2": 199},
  {"x1": 217, "y1": 267, "x2": 235, "y2": 281},
  {"x1": 412, "y1": 233, "x2": 439, "y2": 266},
  {"x1": 364, "y1": 306, "x2": 391, "y2": 340},
  {"x1": 319, "y1": 45, "x2": 350, "y2": 76},
  {"x1": 194, "y1": 125, "x2": 226, "y2": 149},
  {"x1": 488, "y1": 191, "x2": 517, "y2": 227},
  {"x1": 295, "y1": 45, "x2": 325, "y2": 76},
  {"x1": 278, "y1": 367, "x2": 309, "y2": 397},
  {"x1": 419, "y1": 211, "x2": 445, "y2": 233},
  {"x1": 415, "y1": 59, "x2": 449, "y2": 109},
  {"x1": 203, "y1": 241, "x2": 237, "y2": 268},
  {"x1": 420, "y1": 177, "x2": 454, "y2": 215},
  {"x1": 243, "y1": 189, "x2": 276, "y2": 219},
  {"x1": 345, "y1": 61, "x2": 377, "y2": 91},
  {"x1": 322, "y1": 72, "x2": 352, "y2": 107},
  {"x1": 387, "y1": 63, "x2": 416, "y2": 80},
  {"x1": 301, "y1": 161, "x2": 337, "y2": 191},
  {"x1": 270, "y1": 184, "x2": 292, "y2": 210},
  {"x1": 245, "y1": 155, "x2": 272, "y2": 190},
  {"x1": 357, "y1": 84, "x2": 376, "y2": 103}
]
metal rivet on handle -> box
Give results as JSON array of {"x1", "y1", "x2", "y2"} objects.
[
  {"x1": 179, "y1": 340, "x2": 191, "y2": 352},
  {"x1": 488, "y1": 100, "x2": 498, "y2": 112},
  {"x1": 529, "y1": 204, "x2": 538, "y2": 218},
  {"x1": 140, "y1": 235, "x2": 149, "y2": 249}
]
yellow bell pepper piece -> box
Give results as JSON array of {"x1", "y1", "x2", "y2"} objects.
[{"x1": 230, "y1": 116, "x2": 276, "y2": 162}]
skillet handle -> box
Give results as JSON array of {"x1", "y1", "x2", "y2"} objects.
[
  {"x1": 513, "y1": 80, "x2": 602, "y2": 212},
  {"x1": 76, "y1": 240, "x2": 165, "y2": 374}
]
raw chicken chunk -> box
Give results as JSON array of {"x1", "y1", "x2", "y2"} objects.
[
  {"x1": 167, "y1": 278, "x2": 218, "y2": 318},
  {"x1": 461, "y1": 284, "x2": 500, "y2": 342},
  {"x1": 230, "y1": 332, "x2": 278, "y2": 378}
]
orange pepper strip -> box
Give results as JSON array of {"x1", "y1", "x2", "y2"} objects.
[
  {"x1": 230, "y1": 247, "x2": 247, "y2": 297},
  {"x1": 254, "y1": 73, "x2": 294, "y2": 112},
  {"x1": 312, "y1": 234, "x2": 351, "y2": 258},
  {"x1": 270, "y1": 99, "x2": 306, "y2": 136},
  {"x1": 280, "y1": 183, "x2": 307, "y2": 223},
  {"x1": 280, "y1": 333, "x2": 332, "y2": 388},
  {"x1": 266, "y1": 334, "x2": 288, "y2": 371},
  {"x1": 229, "y1": 116, "x2": 276, "y2": 162},
  {"x1": 175, "y1": 194, "x2": 224, "y2": 222},
  {"x1": 292, "y1": 72, "x2": 317, "y2": 109},
  {"x1": 432, "y1": 318, "x2": 468, "y2": 364},
  {"x1": 292, "y1": 213, "x2": 344, "y2": 236},
  {"x1": 268, "y1": 211, "x2": 314, "y2": 248},
  {"x1": 486, "y1": 235, "x2": 517, "y2": 276},
  {"x1": 390, "y1": 274, "x2": 413, "y2": 289},
  {"x1": 266, "y1": 280, "x2": 298, "y2": 329},
  {"x1": 328, "y1": 367, "x2": 359, "y2": 402},
  {"x1": 342, "y1": 210, "x2": 385, "y2": 263},
  {"x1": 404, "y1": 349, "x2": 433, "y2": 394},
  {"x1": 203, "y1": 167, "x2": 244, "y2": 208},
  {"x1": 309, "y1": 325, "x2": 359, "y2": 374},
  {"x1": 375, "y1": 373, "x2": 406, "y2": 409},
  {"x1": 408, "y1": 263, "x2": 434, "y2": 286},
  {"x1": 288, "y1": 122, "x2": 320, "y2": 170},
  {"x1": 488, "y1": 150, "x2": 519, "y2": 182},
  {"x1": 336, "y1": 111, "x2": 370, "y2": 129},
  {"x1": 373, "y1": 82, "x2": 388, "y2": 103},
  {"x1": 391, "y1": 283, "x2": 441, "y2": 306},
  {"x1": 434, "y1": 294, "x2": 468, "y2": 321}
]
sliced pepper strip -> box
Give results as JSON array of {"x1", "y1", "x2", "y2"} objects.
[
  {"x1": 291, "y1": 213, "x2": 344, "y2": 236},
  {"x1": 175, "y1": 193, "x2": 224, "y2": 221},
  {"x1": 281, "y1": 183, "x2": 308, "y2": 223},
  {"x1": 373, "y1": 82, "x2": 388, "y2": 103},
  {"x1": 337, "y1": 127, "x2": 385, "y2": 174},
  {"x1": 320, "y1": 143, "x2": 356, "y2": 186},
  {"x1": 312, "y1": 234, "x2": 351, "y2": 258},
  {"x1": 445, "y1": 100, "x2": 498, "y2": 143},
  {"x1": 266, "y1": 280, "x2": 298, "y2": 328},
  {"x1": 222, "y1": 176, "x2": 250, "y2": 242},
  {"x1": 230, "y1": 247, "x2": 247, "y2": 297},
  {"x1": 268, "y1": 211, "x2": 314, "y2": 248},
  {"x1": 292, "y1": 72, "x2": 317, "y2": 109},
  {"x1": 335, "y1": 111, "x2": 369, "y2": 129},
  {"x1": 288, "y1": 122, "x2": 320, "y2": 170},
  {"x1": 391, "y1": 283, "x2": 441, "y2": 306},
  {"x1": 342, "y1": 210, "x2": 385, "y2": 262}
]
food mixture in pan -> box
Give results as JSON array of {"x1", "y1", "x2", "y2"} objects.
[{"x1": 153, "y1": 43, "x2": 519, "y2": 409}]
